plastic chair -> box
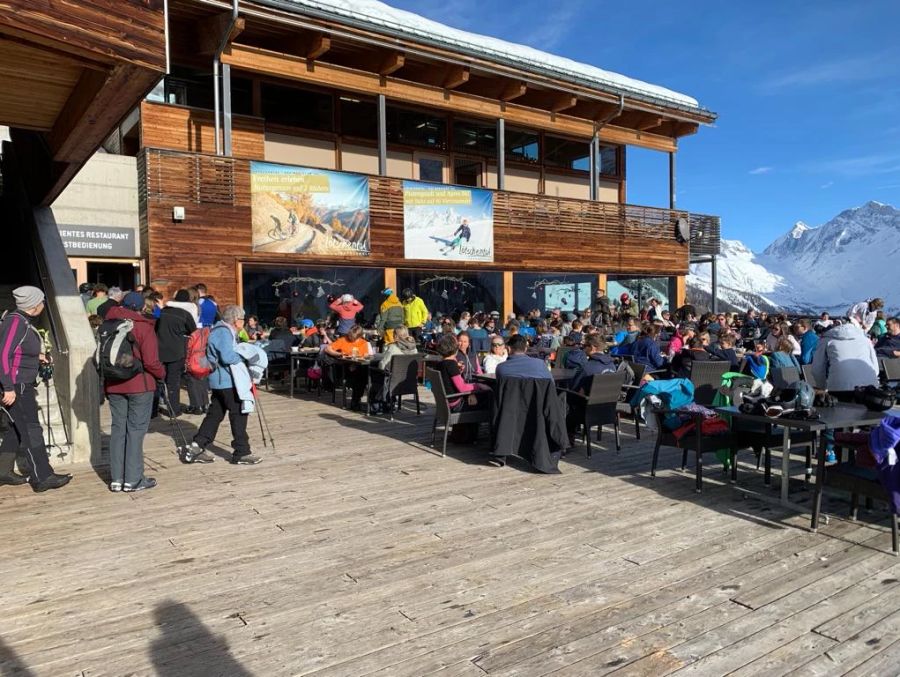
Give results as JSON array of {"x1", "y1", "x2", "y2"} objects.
[
  {"x1": 382, "y1": 353, "x2": 422, "y2": 420},
  {"x1": 771, "y1": 366, "x2": 802, "y2": 390},
  {"x1": 562, "y1": 370, "x2": 628, "y2": 457},
  {"x1": 425, "y1": 367, "x2": 491, "y2": 457},
  {"x1": 801, "y1": 363, "x2": 825, "y2": 389},
  {"x1": 688, "y1": 361, "x2": 730, "y2": 406}
]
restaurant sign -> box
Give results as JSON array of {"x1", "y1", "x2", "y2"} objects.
[{"x1": 58, "y1": 226, "x2": 137, "y2": 258}]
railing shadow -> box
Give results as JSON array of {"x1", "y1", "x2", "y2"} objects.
[{"x1": 0, "y1": 635, "x2": 34, "y2": 677}]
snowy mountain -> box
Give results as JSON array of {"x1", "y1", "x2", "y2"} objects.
[{"x1": 688, "y1": 201, "x2": 900, "y2": 315}]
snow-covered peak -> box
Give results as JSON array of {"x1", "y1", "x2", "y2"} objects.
[{"x1": 789, "y1": 221, "x2": 810, "y2": 238}]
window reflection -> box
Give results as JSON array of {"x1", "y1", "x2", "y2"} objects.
[
  {"x1": 505, "y1": 128, "x2": 539, "y2": 164},
  {"x1": 513, "y1": 272, "x2": 597, "y2": 316},
  {"x1": 397, "y1": 269, "x2": 502, "y2": 317},
  {"x1": 607, "y1": 275, "x2": 674, "y2": 311}
]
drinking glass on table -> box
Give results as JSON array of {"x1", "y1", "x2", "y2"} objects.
[{"x1": 351, "y1": 347, "x2": 360, "y2": 358}]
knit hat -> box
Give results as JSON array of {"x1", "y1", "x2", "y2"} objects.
[
  {"x1": 13, "y1": 286, "x2": 44, "y2": 311},
  {"x1": 122, "y1": 292, "x2": 144, "y2": 310},
  {"x1": 301, "y1": 319, "x2": 314, "y2": 329},
  {"x1": 174, "y1": 289, "x2": 190, "y2": 302}
]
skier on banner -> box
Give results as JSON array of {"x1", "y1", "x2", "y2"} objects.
[{"x1": 440, "y1": 218, "x2": 472, "y2": 256}]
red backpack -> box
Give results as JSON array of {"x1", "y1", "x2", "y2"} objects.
[{"x1": 185, "y1": 327, "x2": 213, "y2": 378}]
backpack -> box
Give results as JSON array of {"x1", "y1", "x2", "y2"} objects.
[
  {"x1": 185, "y1": 327, "x2": 213, "y2": 378},
  {"x1": 95, "y1": 318, "x2": 143, "y2": 381}
]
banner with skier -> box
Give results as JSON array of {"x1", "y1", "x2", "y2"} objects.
[
  {"x1": 402, "y1": 180, "x2": 494, "y2": 262},
  {"x1": 250, "y1": 161, "x2": 370, "y2": 256}
]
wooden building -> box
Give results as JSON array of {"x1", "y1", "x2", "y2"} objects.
[{"x1": 139, "y1": 0, "x2": 720, "y2": 321}]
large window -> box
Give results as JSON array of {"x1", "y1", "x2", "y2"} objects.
[
  {"x1": 242, "y1": 264, "x2": 384, "y2": 327},
  {"x1": 261, "y1": 83, "x2": 334, "y2": 132},
  {"x1": 599, "y1": 144, "x2": 619, "y2": 177},
  {"x1": 160, "y1": 66, "x2": 252, "y2": 115},
  {"x1": 387, "y1": 107, "x2": 447, "y2": 150},
  {"x1": 452, "y1": 119, "x2": 497, "y2": 155},
  {"x1": 397, "y1": 269, "x2": 502, "y2": 317},
  {"x1": 607, "y1": 276, "x2": 675, "y2": 312},
  {"x1": 544, "y1": 135, "x2": 590, "y2": 171},
  {"x1": 340, "y1": 97, "x2": 377, "y2": 140},
  {"x1": 505, "y1": 128, "x2": 539, "y2": 164},
  {"x1": 513, "y1": 272, "x2": 597, "y2": 317}
]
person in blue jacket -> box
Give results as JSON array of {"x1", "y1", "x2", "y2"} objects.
[
  {"x1": 496, "y1": 335, "x2": 551, "y2": 379},
  {"x1": 631, "y1": 324, "x2": 667, "y2": 370},
  {"x1": 181, "y1": 305, "x2": 261, "y2": 465},
  {"x1": 195, "y1": 283, "x2": 219, "y2": 328},
  {"x1": 795, "y1": 318, "x2": 819, "y2": 365}
]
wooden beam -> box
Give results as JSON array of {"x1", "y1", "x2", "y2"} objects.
[
  {"x1": 306, "y1": 34, "x2": 331, "y2": 61},
  {"x1": 222, "y1": 44, "x2": 678, "y2": 152},
  {"x1": 48, "y1": 68, "x2": 111, "y2": 160},
  {"x1": 378, "y1": 51, "x2": 405, "y2": 76},
  {"x1": 673, "y1": 121, "x2": 700, "y2": 137},
  {"x1": 635, "y1": 116, "x2": 665, "y2": 132},
  {"x1": 500, "y1": 80, "x2": 527, "y2": 102},
  {"x1": 442, "y1": 65, "x2": 470, "y2": 90},
  {"x1": 550, "y1": 93, "x2": 578, "y2": 114},
  {"x1": 197, "y1": 12, "x2": 246, "y2": 55}
]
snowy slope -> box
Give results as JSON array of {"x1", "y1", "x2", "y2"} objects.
[
  {"x1": 688, "y1": 201, "x2": 900, "y2": 314},
  {"x1": 261, "y1": 0, "x2": 704, "y2": 110}
]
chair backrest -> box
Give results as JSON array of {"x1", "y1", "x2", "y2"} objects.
[
  {"x1": 771, "y1": 366, "x2": 801, "y2": 389},
  {"x1": 387, "y1": 353, "x2": 421, "y2": 396},
  {"x1": 882, "y1": 358, "x2": 900, "y2": 381},
  {"x1": 801, "y1": 363, "x2": 824, "y2": 389},
  {"x1": 425, "y1": 367, "x2": 451, "y2": 422},
  {"x1": 586, "y1": 370, "x2": 628, "y2": 405},
  {"x1": 471, "y1": 336, "x2": 491, "y2": 354},
  {"x1": 689, "y1": 360, "x2": 730, "y2": 405},
  {"x1": 629, "y1": 362, "x2": 646, "y2": 384},
  {"x1": 264, "y1": 339, "x2": 288, "y2": 355}
]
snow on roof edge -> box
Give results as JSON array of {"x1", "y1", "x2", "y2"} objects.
[{"x1": 256, "y1": 0, "x2": 714, "y2": 116}]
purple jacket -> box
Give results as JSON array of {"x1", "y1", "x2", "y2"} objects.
[
  {"x1": 0, "y1": 310, "x2": 42, "y2": 391},
  {"x1": 868, "y1": 415, "x2": 900, "y2": 515}
]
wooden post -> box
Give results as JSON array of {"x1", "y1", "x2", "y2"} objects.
[
  {"x1": 597, "y1": 273, "x2": 607, "y2": 293},
  {"x1": 384, "y1": 267, "x2": 397, "y2": 293},
  {"x1": 235, "y1": 260, "x2": 244, "y2": 308},
  {"x1": 503, "y1": 270, "x2": 513, "y2": 321},
  {"x1": 675, "y1": 274, "x2": 686, "y2": 310}
]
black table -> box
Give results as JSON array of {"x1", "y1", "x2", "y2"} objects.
[{"x1": 717, "y1": 404, "x2": 890, "y2": 505}]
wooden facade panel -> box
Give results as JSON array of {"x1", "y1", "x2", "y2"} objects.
[
  {"x1": 141, "y1": 101, "x2": 265, "y2": 160},
  {"x1": 143, "y1": 149, "x2": 690, "y2": 303}
]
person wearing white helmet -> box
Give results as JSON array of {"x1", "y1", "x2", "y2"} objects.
[{"x1": 329, "y1": 293, "x2": 364, "y2": 336}]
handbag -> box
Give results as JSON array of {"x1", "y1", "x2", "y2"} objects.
[{"x1": 307, "y1": 363, "x2": 323, "y2": 381}]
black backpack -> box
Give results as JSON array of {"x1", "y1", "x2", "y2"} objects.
[{"x1": 95, "y1": 318, "x2": 143, "y2": 382}]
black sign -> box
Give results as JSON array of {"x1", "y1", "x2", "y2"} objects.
[{"x1": 59, "y1": 226, "x2": 136, "y2": 258}]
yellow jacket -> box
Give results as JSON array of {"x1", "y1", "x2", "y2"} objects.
[{"x1": 403, "y1": 296, "x2": 428, "y2": 328}]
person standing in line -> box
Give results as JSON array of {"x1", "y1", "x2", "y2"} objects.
[
  {"x1": 401, "y1": 288, "x2": 429, "y2": 341},
  {"x1": 195, "y1": 283, "x2": 219, "y2": 328},
  {"x1": 181, "y1": 305, "x2": 261, "y2": 465},
  {"x1": 156, "y1": 289, "x2": 197, "y2": 417},
  {"x1": 0, "y1": 287, "x2": 71, "y2": 491},
  {"x1": 85, "y1": 283, "x2": 109, "y2": 316},
  {"x1": 104, "y1": 292, "x2": 166, "y2": 492}
]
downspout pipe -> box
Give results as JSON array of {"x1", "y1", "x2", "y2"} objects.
[{"x1": 214, "y1": 0, "x2": 240, "y2": 156}]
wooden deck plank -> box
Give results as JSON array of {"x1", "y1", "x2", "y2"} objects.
[{"x1": 0, "y1": 388, "x2": 896, "y2": 676}]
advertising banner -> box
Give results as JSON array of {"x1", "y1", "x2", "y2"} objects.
[
  {"x1": 402, "y1": 180, "x2": 494, "y2": 262},
  {"x1": 250, "y1": 161, "x2": 370, "y2": 256}
]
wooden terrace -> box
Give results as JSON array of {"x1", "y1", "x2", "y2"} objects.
[{"x1": 1, "y1": 389, "x2": 898, "y2": 676}]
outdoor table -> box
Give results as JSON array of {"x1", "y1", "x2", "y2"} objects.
[
  {"x1": 716, "y1": 404, "x2": 889, "y2": 506},
  {"x1": 289, "y1": 348, "x2": 321, "y2": 398}
]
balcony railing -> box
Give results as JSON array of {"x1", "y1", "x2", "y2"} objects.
[{"x1": 141, "y1": 148, "x2": 720, "y2": 254}]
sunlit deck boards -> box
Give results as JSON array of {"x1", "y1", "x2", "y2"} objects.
[{"x1": 0, "y1": 389, "x2": 898, "y2": 676}]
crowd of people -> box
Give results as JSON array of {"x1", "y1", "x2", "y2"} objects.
[{"x1": 0, "y1": 277, "x2": 896, "y2": 493}]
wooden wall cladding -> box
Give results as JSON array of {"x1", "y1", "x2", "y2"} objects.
[
  {"x1": 142, "y1": 149, "x2": 690, "y2": 304},
  {"x1": 141, "y1": 101, "x2": 265, "y2": 160}
]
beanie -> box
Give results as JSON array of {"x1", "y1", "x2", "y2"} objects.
[
  {"x1": 122, "y1": 292, "x2": 144, "y2": 310},
  {"x1": 13, "y1": 286, "x2": 45, "y2": 312}
]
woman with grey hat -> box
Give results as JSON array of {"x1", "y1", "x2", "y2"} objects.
[{"x1": 0, "y1": 286, "x2": 71, "y2": 491}]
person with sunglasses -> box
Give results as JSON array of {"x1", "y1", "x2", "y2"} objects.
[{"x1": 482, "y1": 337, "x2": 508, "y2": 375}]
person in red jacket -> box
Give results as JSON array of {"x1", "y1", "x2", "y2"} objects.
[{"x1": 104, "y1": 292, "x2": 165, "y2": 492}]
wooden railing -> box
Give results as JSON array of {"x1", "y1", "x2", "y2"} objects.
[{"x1": 142, "y1": 147, "x2": 720, "y2": 252}]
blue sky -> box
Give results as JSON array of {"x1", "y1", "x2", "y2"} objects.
[{"x1": 388, "y1": 0, "x2": 900, "y2": 250}]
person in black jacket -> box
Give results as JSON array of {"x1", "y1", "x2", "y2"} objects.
[
  {"x1": 875, "y1": 317, "x2": 900, "y2": 358},
  {"x1": 0, "y1": 286, "x2": 71, "y2": 491},
  {"x1": 156, "y1": 289, "x2": 197, "y2": 416}
]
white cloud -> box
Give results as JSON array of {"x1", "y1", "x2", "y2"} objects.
[
  {"x1": 748, "y1": 166, "x2": 773, "y2": 175},
  {"x1": 759, "y1": 52, "x2": 892, "y2": 93},
  {"x1": 803, "y1": 153, "x2": 900, "y2": 178},
  {"x1": 820, "y1": 181, "x2": 834, "y2": 189},
  {"x1": 521, "y1": 1, "x2": 582, "y2": 50}
]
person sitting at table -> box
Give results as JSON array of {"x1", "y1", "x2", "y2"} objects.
[
  {"x1": 483, "y1": 316, "x2": 498, "y2": 336},
  {"x1": 705, "y1": 333, "x2": 740, "y2": 369},
  {"x1": 610, "y1": 318, "x2": 640, "y2": 356},
  {"x1": 324, "y1": 324, "x2": 372, "y2": 411},
  {"x1": 267, "y1": 315, "x2": 298, "y2": 348},
  {"x1": 565, "y1": 335, "x2": 618, "y2": 444},
  {"x1": 455, "y1": 331, "x2": 482, "y2": 382},
  {"x1": 367, "y1": 325, "x2": 419, "y2": 414},
  {"x1": 467, "y1": 317, "x2": 489, "y2": 345},
  {"x1": 301, "y1": 320, "x2": 331, "y2": 349},
  {"x1": 495, "y1": 334, "x2": 551, "y2": 379},
  {"x1": 482, "y1": 337, "x2": 508, "y2": 375},
  {"x1": 671, "y1": 336, "x2": 714, "y2": 378},
  {"x1": 435, "y1": 334, "x2": 491, "y2": 442},
  {"x1": 631, "y1": 324, "x2": 667, "y2": 370},
  {"x1": 770, "y1": 337, "x2": 801, "y2": 370}
]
